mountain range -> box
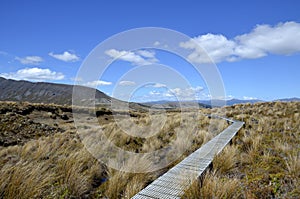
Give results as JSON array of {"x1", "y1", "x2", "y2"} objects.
[{"x1": 0, "y1": 77, "x2": 299, "y2": 107}]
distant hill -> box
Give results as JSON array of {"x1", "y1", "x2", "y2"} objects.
[
  {"x1": 143, "y1": 100, "x2": 212, "y2": 109},
  {"x1": 0, "y1": 77, "x2": 111, "y2": 106},
  {"x1": 275, "y1": 97, "x2": 300, "y2": 102},
  {"x1": 1, "y1": 77, "x2": 297, "y2": 108},
  {"x1": 198, "y1": 99, "x2": 264, "y2": 107},
  {"x1": 144, "y1": 98, "x2": 263, "y2": 108},
  {"x1": 145, "y1": 97, "x2": 300, "y2": 108}
]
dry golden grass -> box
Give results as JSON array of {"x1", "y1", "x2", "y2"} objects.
[
  {"x1": 0, "y1": 101, "x2": 299, "y2": 198},
  {"x1": 0, "y1": 102, "x2": 229, "y2": 198},
  {"x1": 0, "y1": 131, "x2": 107, "y2": 198},
  {"x1": 183, "y1": 171, "x2": 242, "y2": 199},
  {"x1": 97, "y1": 169, "x2": 157, "y2": 198},
  {"x1": 182, "y1": 145, "x2": 243, "y2": 198},
  {"x1": 285, "y1": 152, "x2": 300, "y2": 180},
  {"x1": 182, "y1": 102, "x2": 299, "y2": 198},
  {"x1": 213, "y1": 145, "x2": 238, "y2": 175},
  {"x1": 80, "y1": 110, "x2": 229, "y2": 197},
  {"x1": 227, "y1": 102, "x2": 299, "y2": 198}
]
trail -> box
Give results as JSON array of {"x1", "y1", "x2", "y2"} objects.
[{"x1": 132, "y1": 116, "x2": 244, "y2": 199}]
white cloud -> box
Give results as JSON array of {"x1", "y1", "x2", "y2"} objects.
[
  {"x1": 0, "y1": 67, "x2": 64, "y2": 81},
  {"x1": 105, "y1": 49, "x2": 158, "y2": 66},
  {"x1": 145, "y1": 83, "x2": 166, "y2": 88},
  {"x1": 0, "y1": 51, "x2": 8, "y2": 56},
  {"x1": 15, "y1": 56, "x2": 43, "y2": 65},
  {"x1": 49, "y1": 51, "x2": 80, "y2": 62},
  {"x1": 70, "y1": 77, "x2": 84, "y2": 82},
  {"x1": 209, "y1": 95, "x2": 234, "y2": 100},
  {"x1": 243, "y1": 96, "x2": 257, "y2": 100},
  {"x1": 149, "y1": 90, "x2": 162, "y2": 95},
  {"x1": 153, "y1": 83, "x2": 166, "y2": 88},
  {"x1": 180, "y1": 21, "x2": 300, "y2": 63},
  {"x1": 118, "y1": 80, "x2": 136, "y2": 86},
  {"x1": 153, "y1": 41, "x2": 160, "y2": 46},
  {"x1": 136, "y1": 50, "x2": 156, "y2": 58},
  {"x1": 84, "y1": 80, "x2": 112, "y2": 87},
  {"x1": 166, "y1": 86, "x2": 204, "y2": 100},
  {"x1": 180, "y1": 34, "x2": 236, "y2": 63},
  {"x1": 131, "y1": 86, "x2": 205, "y2": 102},
  {"x1": 235, "y1": 21, "x2": 300, "y2": 57}
]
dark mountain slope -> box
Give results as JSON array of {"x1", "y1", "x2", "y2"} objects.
[{"x1": 0, "y1": 77, "x2": 111, "y2": 105}]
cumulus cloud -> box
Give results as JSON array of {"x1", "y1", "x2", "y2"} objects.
[
  {"x1": 136, "y1": 50, "x2": 156, "y2": 58},
  {"x1": 84, "y1": 80, "x2": 112, "y2": 87},
  {"x1": 166, "y1": 86, "x2": 204, "y2": 100},
  {"x1": 105, "y1": 49, "x2": 158, "y2": 66},
  {"x1": 0, "y1": 67, "x2": 64, "y2": 81},
  {"x1": 128, "y1": 86, "x2": 206, "y2": 102},
  {"x1": 49, "y1": 51, "x2": 80, "y2": 62},
  {"x1": 243, "y1": 96, "x2": 258, "y2": 100},
  {"x1": 145, "y1": 83, "x2": 166, "y2": 88},
  {"x1": 70, "y1": 77, "x2": 83, "y2": 82},
  {"x1": 180, "y1": 21, "x2": 300, "y2": 63},
  {"x1": 236, "y1": 21, "x2": 300, "y2": 57},
  {"x1": 153, "y1": 41, "x2": 160, "y2": 46},
  {"x1": 149, "y1": 90, "x2": 162, "y2": 96},
  {"x1": 180, "y1": 34, "x2": 236, "y2": 63},
  {"x1": 15, "y1": 56, "x2": 44, "y2": 65},
  {"x1": 139, "y1": 86, "x2": 204, "y2": 101},
  {"x1": 118, "y1": 80, "x2": 136, "y2": 86},
  {"x1": 0, "y1": 51, "x2": 8, "y2": 56}
]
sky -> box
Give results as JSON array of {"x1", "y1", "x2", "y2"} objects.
[{"x1": 0, "y1": 0, "x2": 299, "y2": 102}]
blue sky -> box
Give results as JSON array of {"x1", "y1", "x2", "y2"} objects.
[{"x1": 0, "y1": 0, "x2": 299, "y2": 102}]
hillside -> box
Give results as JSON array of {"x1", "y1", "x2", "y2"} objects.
[{"x1": 0, "y1": 77, "x2": 111, "y2": 105}]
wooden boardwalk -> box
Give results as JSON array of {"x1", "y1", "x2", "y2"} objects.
[{"x1": 132, "y1": 118, "x2": 244, "y2": 199}]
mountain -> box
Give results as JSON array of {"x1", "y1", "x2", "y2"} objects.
[
  {"x1": 275, "y1": 97, "x2": 300, "y2": 102},
  {"x1": 142, "y1": 100, "x2": 212, "y2": 109},
  {"x1": 198, "y1": 99, "x2": 263, "y2": 106},
  {"x1": 0, "y1": 77, "x2": 111, "y2": 106},
  {"x1": 144, "y1": 98, "x2": 264, "y2": 108},
  {"x1": 144, "y1": 97, "x2": 300, "y2": 108},
  {"x1": 1, "y1": 77, "x2": 297, "y2": 108},
  {"x1": 198, "y1": 98, "x2": 300, "y2": 106}
]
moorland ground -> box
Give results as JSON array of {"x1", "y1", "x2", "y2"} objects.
[{"x1": 0, "y1": 101, "x2": 299, "y2": 198}]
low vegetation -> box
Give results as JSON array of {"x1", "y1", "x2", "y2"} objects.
[
  {"x1": 0, "y1": 101, "x2": 299, "y2": 198},
  {"x1": 184, "y1": 101, "x2": 299, "y2": 198}
]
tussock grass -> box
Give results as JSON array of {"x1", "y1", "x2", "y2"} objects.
[
  {"x1": 0, "y1": 131, "x2": 107, "y2": 198},
  {"x1": 0, "y1": 101, "x2": 299, "y2": 198},
  {"x1": 285, "y1": 152, "x2": 300, "y2": 179},
  {"x1": 98, "y1": 169, "x2": 157, "y2": 198},
  {"x1": 183, "y1": 102, "x2": 299, "y2": 198},
  {"x1": 183, "y1": 171, "x2": 242, "y2": 199},
  {"x1": 213, "y1": 145, "x2": 238, "y2": 175}
]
